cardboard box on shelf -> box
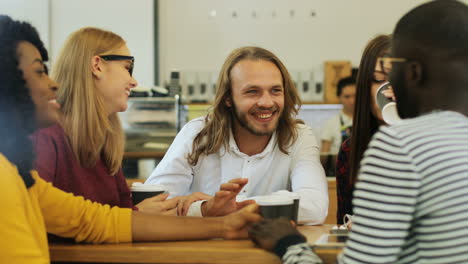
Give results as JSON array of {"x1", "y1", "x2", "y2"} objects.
[{"x1": 324, "y1": 61, "x2": 352, "y2": 104}]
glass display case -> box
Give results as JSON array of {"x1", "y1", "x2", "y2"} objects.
[{"x1": 119, "y1": 96, "x2": 185, "y2": 178}]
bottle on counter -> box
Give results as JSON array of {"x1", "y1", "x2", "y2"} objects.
[{"x1": 168, "y1": 70, "x2": 181, "y2": 98}]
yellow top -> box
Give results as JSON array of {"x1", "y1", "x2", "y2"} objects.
[{"x1": 0, "y1": 154, "x2": 132, "y2": 264}]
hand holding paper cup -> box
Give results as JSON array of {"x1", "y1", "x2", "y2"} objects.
[{"x1": 376, "y1": 82, "x2": 401, "y2": 125}]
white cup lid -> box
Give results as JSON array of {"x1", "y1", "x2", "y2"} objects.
[
  {"x1": 247, "y1": 195, "x2": 268, "y2": 202},
  {"x1": 131, "y1": 182, "x2": 167, "y2": 192},
  {"x1": 254, "y1": 195, "x2": 294, "y2": 206},
  {"x1": 271, "y1": 190, "x2": 300, "y2": 199},
  {"x1": 382, "y1": 102, "x2": 402, "y2": 125}
]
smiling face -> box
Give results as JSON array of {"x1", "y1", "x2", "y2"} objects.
[
  {"x1": 17, "y1": 41, "x2": 60, "y2": 128},
  {"x1": 227, "y1": 59, "x2": 284, "y2": 137},
  {"x1": 93, "y1": 44, "x2": 137, "y2": 115}
]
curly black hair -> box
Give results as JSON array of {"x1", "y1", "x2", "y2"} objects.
[{"x1": 0, "y1": 15, "x2": 49, "y2": 188}]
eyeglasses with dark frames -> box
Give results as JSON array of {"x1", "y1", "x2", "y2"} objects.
[
  {"x1": 99, "y1": 55, "x2": 135, "y2": 76},
  {"x1": 377, "y1": 57, "x2": 407, "y2": 75}
]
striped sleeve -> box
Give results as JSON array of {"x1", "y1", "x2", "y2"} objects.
[
  {"x1": 282, "y1": 243, "x2": 323, "y2": 264},
  {"x1": 339, "y1": 128, "x2": 420, "y2": 263}
]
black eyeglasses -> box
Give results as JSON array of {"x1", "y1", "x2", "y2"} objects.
[
  {"x1": 99, "y1": 55, "x2": 135, "y2": 76},
  {"x1": 377, "y1": 57, "x2": 407, "y2": 75}
]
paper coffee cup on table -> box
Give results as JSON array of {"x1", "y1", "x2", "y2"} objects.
[
  {"x1": 253, "y1": 195, "x2": 295, "y2": 221},
  {"x1": 131, "y1": 182, "x2": 167, "y2": 205},
  {"x1": 272, "y1": 190, "x2": 300, "y2": 222}
]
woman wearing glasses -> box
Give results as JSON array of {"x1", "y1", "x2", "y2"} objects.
[
  {"x1": 32, "y1": 27, "x2": 178, "y2": 216},
  {"x1": 0, "y1": 15, "x2": 261, "y2": 263},
  {"x1": 335, "y1": 34, "x2": 394, "y2": 225}
]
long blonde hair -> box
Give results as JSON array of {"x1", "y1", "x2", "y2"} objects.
[
  {"x1": 52, "y1": 27, "x2": 125, "y2": 175},
  {"x1": 188, "y1": 46, "x2": 303, "y2": 166}
]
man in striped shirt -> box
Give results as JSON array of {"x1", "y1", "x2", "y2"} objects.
[{"x1": 249, "y1": 0, "x2": 468, "y2": 263}]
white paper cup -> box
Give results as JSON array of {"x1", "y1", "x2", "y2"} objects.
[
  {"x1": 376, "y1": 82, "x2": 401, "y2": 125},
  {"x1": 254, "y1": 195, "x2": 295, "y2": 221},
  {"x1": 381, "y1": 102, "x2": 402, "y2": 125},
  {"x1": 272, "y1": 190, "x2": 300, "y2": 222}
]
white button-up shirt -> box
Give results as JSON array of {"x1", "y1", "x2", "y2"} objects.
[{"x1": 145, "y1": 117, "x2": 328, "y2": 224}]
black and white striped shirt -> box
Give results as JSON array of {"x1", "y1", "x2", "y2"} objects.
[{"x1": 283, "y1": 111, "x2": 468, "y2": 264}]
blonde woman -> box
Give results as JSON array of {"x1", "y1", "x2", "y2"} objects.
[{"x1": 32, "y1": 27, "x2": 178, "y2": 215}]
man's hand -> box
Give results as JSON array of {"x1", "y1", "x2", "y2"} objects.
[
  {"x1": 248, "y1": 218, "x2": 305, "y2": 252},
  {"x1": 177, "y1": 192, "x2": 213, "y2": 216},
  {"x1": 135, "y1": 193, "x2": 180, "y2": 216},
  {"x1": 201, "y1": 178, "x2": 254, "y2": 217},
  {"x1": 222, "y1": 203, "x2": 262, "y2": 239}
]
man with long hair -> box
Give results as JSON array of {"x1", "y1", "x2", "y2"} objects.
[
  {"x1": 146, "y1": 47, "x2": 327, "y2": 224},
  {"x1": 249, "y1": 0, "x2": 468, "y2": 263}
]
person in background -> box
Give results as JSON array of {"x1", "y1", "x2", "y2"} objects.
[
  {"x1": 320, "y1": 75, "x2": 356, "y2": 155},
  {"x1": 146, "y1": 46, "x2": 328, "y2": 224},
  {"x1": 32, "y1": 27, "x2": 178, "y2": 215},
  {"x1": 0, "y1": 15, "x2": 261, "y2": 263},
  {"x1": 250, "y1": 0, "x2": 468, "y2": 263},
  {"x1": 335, "y1": 34, "x2": 392, "y2": 224}
]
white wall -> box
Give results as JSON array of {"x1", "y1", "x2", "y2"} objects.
[
  {"x1": 0, "y1": 0, "x2": 50, "y2": 49},
  {"x1": 158, "y1": 0, "x2": 433, "y2": 84},
  {"x1": 50, "y1": 0, "x2": 154, "y2": 87},
  {"x1": 3, "y1": 0, "x2": 468, "y2": 89},
  {"x1": 0, "y1": 0, "x2": 155, "y2": 87}
]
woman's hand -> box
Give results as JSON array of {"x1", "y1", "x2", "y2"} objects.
[
  {"x1": 131, "y1": 203, "x2": 262, "y2": 242},
  {"x1": 135, "y1": 193, "x2": 180, "y2": 216}
]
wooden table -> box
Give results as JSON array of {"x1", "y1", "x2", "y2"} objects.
[{"x1": 50, "y1": 225, "x2": 341, "y2": 264}]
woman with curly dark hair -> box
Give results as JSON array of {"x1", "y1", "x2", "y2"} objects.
[
  {"x1": 0, "y1": 15, "x2": 260, "y2": 263},
  {"x1": 0, "y1": 15, "x2": 59, "y2": 189}
]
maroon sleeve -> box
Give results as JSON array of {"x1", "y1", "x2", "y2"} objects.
[
  {"x1": 335, "y1": 138, "x2": 353, "y2": 225},
  {"x1": 31, "y1": 130, "x2": 58, "y2": 183},
  {"x1": 115, "y1": 168, "x2": 133, "y2": 208}
]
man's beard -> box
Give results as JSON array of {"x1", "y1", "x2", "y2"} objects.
[{"x1": 231, "y1": 102, "x2": 281, "y2": 136}]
